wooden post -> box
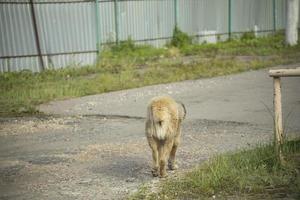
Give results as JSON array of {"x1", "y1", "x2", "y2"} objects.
[
  {"x1": 273, "y1": 77, "x2": 284, "y2": 162},
  {"x1": 269, "y1": 67, "x2": 300, "y2": 164}
]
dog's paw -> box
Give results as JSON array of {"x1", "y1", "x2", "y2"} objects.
[
  {"x1": 168, "y1": 162, "x2": 179, "y2": 170},
  {"x1": 159, "y1": 173, "x2": 168, "y2": 178},
  {"x1": 170, "y1": 164, "x2": 178, "y2": 170},
  {"x1": 151, "y1": 168, "x2": 159, "y2": 177}
]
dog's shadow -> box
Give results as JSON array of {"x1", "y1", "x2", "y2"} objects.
[{"x1": 90, "y1": 155, "x2": 152, "y2": 180}]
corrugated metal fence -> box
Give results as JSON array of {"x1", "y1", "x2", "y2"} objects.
[{"x1": 0, "y1": 0, "x2": 299, "y2": 72}]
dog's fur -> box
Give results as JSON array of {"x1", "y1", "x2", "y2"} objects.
[{"x1": 145, "y1": 96, "x2": 186, "y2": 178}]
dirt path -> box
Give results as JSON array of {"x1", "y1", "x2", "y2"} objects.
[{"x1": 1, "y1": 66, "x2": 299, "y2": 199}]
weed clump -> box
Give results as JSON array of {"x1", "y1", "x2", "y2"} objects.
[
  {"x1": 170, "y1": 26, "x2": 192, "y2": 48},
  {"x1": 110, "y1": 37, "x2": 136, "y2": 52},
  {"x1": 241, "y1": 31, "x2": 256, "y2": 41},
  {"x1": 100, "y1": 37, "x2": 166, "y2": 62}
]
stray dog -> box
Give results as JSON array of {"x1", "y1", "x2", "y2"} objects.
[{"x1": 145, "y1": 96, "x2": 186, "y2": 178}]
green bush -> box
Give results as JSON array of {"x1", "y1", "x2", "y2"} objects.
[
  {"x1": 100, "y1": 37, "x2": 166, "y2": 62},
  {"x1": 241, "y1": 31, "x2": 256, "y2": 40},
  {"x1": 111, "y1": 37, "x2": 136, "y2": 52},
  {"x1": 170, "y1": 26, "x2": 192, "y2": 48}
]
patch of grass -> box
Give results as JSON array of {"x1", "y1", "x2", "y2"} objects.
[
  {"x1": 240, "y1": 31, "x2": 256, "y2": 41},
  {"x1": 181, "y1": 32, "x2": 300, "y2": 56},
  {"x1": 129, "y1": 139, "x2": 300, "y2": 200},
  {"x1": 100, "y1": 37, "x2": 167, "y2": 64},
  {"x1": 0, "y1": 33, "x2": 300, "y2": 116}
]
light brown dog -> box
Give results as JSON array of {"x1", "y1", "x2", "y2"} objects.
[{"x1": 145, "y1": 96, "x2": 186, "y2": 178}]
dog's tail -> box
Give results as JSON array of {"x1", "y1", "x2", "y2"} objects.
[
  {"x1": 179, "y1": 102, "x2": 186, "y2": 120},
  {"x1": 147, "y1": 105, "x2": 168, "y2": 141}
]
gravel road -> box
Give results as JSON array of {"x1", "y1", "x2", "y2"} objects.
[{"x1": 0, "y1": 65, "x2": 299, "y2": 199}]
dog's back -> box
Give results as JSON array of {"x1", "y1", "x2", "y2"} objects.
[{"x1": 146, "y1": 96, "x2": 180, "y2": 140}]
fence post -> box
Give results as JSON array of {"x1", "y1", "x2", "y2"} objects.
[
  {"x1": 95, "y1": 0, "x2": 101, "y2": 54},
  {"x1": 273, "y1": 77, "x2": 284, "y2": 163},
  {"x1": 269, "y1": 68, "x2": 300, "y2": 164},
  {"x1": 114, "y1": 0, "x2": 119, "y2": 44},
  {"x1": 29, "y1": 0, "x2": 45, "y2": 71},
  {"x1": 273, "y1": 0, "x2": 277, "y2": 32},
  {"x1": 228, "y1": 0, "x2": 232, "y2": 39},
  {"x1": 269, "y1": 67, "x2": 300, "y2": 165},
  {"x1": 174, "y1": 0, "x2": 178, "y2": 27}
]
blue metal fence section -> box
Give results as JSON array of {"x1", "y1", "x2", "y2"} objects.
[{"x1": 0, "y1": 0, "x2": 298, "y2": 73}]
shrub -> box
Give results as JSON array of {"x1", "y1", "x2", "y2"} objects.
[
  {"x1": 241, "y1": 31, "x2": 256, "y2": 41},
  {"x1": 170, "y1": 26, "x2": 192, "y2": 48},
  {"x1": 111, "y1": 37, "x2": 136, "y2": 52}
]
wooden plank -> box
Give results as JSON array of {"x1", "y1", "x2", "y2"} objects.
[{"x1": 269, "y1": 68, "x2": 300, "y2": 77}]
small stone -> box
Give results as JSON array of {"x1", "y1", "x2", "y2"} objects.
[{"x1": 125, "y1": 178, "x2": 135, "y2": 182}]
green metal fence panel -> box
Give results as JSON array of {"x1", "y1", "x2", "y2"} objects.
[
  {"x1": 116, "y1": 0, "x2": 175, "y2": 47},
  {"x1": 231, "y1": 0, "x2": 274, "y2": 35},
  {"x1": 275, "y1": 0, "x2": 287, "y2": 30},
  {"x1": 178, "y1": 0, "x2": 228, "y2": 36}
]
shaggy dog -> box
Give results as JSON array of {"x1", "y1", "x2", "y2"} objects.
[{"x1": 145, "y1": 96, "x2": 186, "y2": 178}]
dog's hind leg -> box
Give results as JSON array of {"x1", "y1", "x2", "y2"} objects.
[
  {"x1": 147, "y1": 137, "x2": 159, "y2": 177},
  {"x1": 158, "y1": 140, "x2": 174, "y2": 178},
  {"x1": 168, "y1": 134, "x2": 180, "y2": 170}
]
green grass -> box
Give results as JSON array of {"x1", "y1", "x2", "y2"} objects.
[
  {"x1": 101, "y1": 32, "x2": 300, "y2": 62},
  {"x1": 181, "y1": 32, "x2": 300, "y2": 56},
  {"x1": 129, "y1": 139, "x2": 300, "y2": 200},
  {"x1": 0, "y1": 33, "x2": 300, "y2": 116}
]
